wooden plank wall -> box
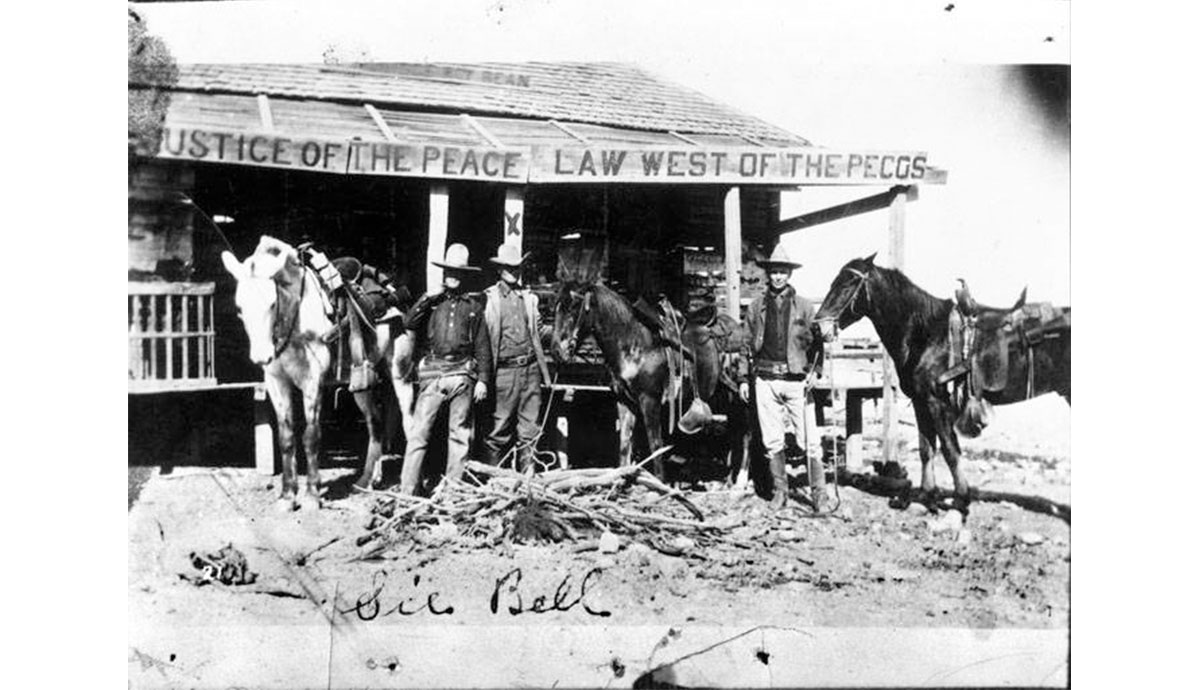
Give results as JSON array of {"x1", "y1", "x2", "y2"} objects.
[
  {"x1": 128, "y1": 160, "x2": 196, "y2": 280},
  {"x1": 523, "y1": 184, "x2": 778, "y2": 313},
  {"x1": 662, "y1": 186, "x2": 776, "y2": 316}
]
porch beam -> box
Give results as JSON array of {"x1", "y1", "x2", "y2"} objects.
[
  {"x1": 461, "y1": 114, "x2": 504, "y2": 148},
  {"x1": 548, "y1": 119, "x2": 591, "y2": 144},
  {"x1": 256, "y1": 94, "x2": 275, "y2": 132},
  {"x1": 775, "y1": 185, "x2": 918, "y2": 234},
  {"x1": 668, "y1": 131, "x2": 702, "y2": 146},
  {"x1": 364, "y1": 104, "x2": 398, "y2": 142}
]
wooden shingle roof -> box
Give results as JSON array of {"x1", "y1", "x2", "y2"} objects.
[{"x1": 155, "y1": 62, "x2": 809, "y2": 146}]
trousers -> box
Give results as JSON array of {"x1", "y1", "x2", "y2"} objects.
[
  {"x1": 754, "y1": 377, "x2": 819, "y2": 456},
  {"x1": 399, "y1": 373, "x2": 474, "y2": 493},
  {"x1": 484, "y1": 361, "x2": 543, "y2": 468}
]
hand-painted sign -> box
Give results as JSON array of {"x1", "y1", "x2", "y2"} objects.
[
  {"x1": 157, "y1": 127, "x2": 529, "y2": 181},
  {"x1": 530, "y1": 146, "x2": 931, "y2": 184},
  {"x1": 366, "y1": 64, "x2": 533, "y2": 88},
  {"x1": 157, "y1": 126, "x2": 941, "y2": 185}
]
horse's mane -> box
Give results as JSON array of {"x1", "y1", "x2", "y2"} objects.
[
  {"x1": 869, "y1": 266, "x2": 954, "y2": 341},
  {"x1": 565, "y1": 282, "x2": 657, "y2": 351},
  {"x1": 592, "y1": 283, "x2": 653, "y2": 338}
]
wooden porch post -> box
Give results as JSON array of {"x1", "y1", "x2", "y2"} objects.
[
  {"x1": 253, "y1": 384, "x2": 275, "y2": 475},
  {"x1": 880, "y1": 186, "x2": 909, "y2": 467},
  {"x1": 723, "y1": 186, "x2": 743, "y2": 320},
  {"x1": 504, "y1": 186, "x2": 525, "y2": 251},
  {"x1": 724, "y1": 186, "x2": 749, "y2": 486},
  {"x1": 426, "y1": 184, "x2": 450, "y2": 293}
]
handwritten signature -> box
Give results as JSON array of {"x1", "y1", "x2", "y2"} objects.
[{"x1": 338, "y1": 567, "x2": 611, "y2": 621}]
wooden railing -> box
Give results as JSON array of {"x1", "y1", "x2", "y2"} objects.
[{"x1": 128, "y1": 281, "x2": 217, "y2": 392}]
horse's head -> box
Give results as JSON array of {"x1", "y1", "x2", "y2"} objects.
[
  {"x1": 221, "y1": 236, "x2": 302, "y2": 366},
  {"x1": 551, "y1": 281, "x2": 596, "y2": 362},
  {"x1": 815, "y1": 253, "x2": 878, "y2": 330}
]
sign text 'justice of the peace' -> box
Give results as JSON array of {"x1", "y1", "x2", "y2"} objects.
[{"x1": 159, "y1": 127, "x2": 527, "y2": 181}]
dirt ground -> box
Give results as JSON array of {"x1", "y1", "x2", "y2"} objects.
[{"x1": 128, "y1": 395, "x2": 1069, "y2": 685}]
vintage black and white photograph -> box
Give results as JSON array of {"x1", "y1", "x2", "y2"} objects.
[{"x1": 123, "y1": 1, "x2": 1073, "y2": 686}]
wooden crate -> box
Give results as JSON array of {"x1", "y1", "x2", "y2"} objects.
[{"x1": 128, "y1": 282, "x2": 217, "y2": 392}]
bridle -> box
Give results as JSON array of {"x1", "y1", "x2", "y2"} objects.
[
  {"x1": 269, "y1": 266, "x2": 310, "y2": 360},
  {"x1": 560, "y1": 287, "x2": 594, "y2": 360},
  {"x1": 821, "y1": 265, "x2": 873, "y2": 324}
]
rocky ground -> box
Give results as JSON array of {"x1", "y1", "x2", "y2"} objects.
[{"x1": 128, "y1": 395, "x2": 1070, "y2": 687}]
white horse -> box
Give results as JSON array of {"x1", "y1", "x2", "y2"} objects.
[{"x1": 222, "y1": 236, "x2": 412, "y2": 510}]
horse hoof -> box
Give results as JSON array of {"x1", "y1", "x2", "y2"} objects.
[
  {"x1": 929, "y1": 509, "x2": 965, "y2": 534},
  {"x1": 297, "y1": 494, "x2": 322, "y2": 512},
  {"x1": 274, "y1": 498, "x2": 297, "y2": 513},
  {"x1": 952, "y1": 497, "x2": 971, "y2": 520}
]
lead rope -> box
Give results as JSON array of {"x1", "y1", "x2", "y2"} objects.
[
  {"x1": 497, "y1": 368, "x2": 563, "y2": 472},
  {"x1": 812, "y1": 336, "x2": 842, "y2": 517},
  {"x1": 494, "y1": 291, "x2": 577, "y2": 473}
]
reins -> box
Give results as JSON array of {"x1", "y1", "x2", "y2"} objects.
[
  {"x1": 271, "y1": 266, "x2": 307, "y2": 359},
  {"x1": 839, "y1": 266, "x2": 873, "y2": 321},
  {"x1": 803, "y1": 266, "x2": 874, "y2": 517},
  {"x1": 175, "y1": 192, "x2": 237, "y2": 256},
  {"x1": 561, "y1": 288, "x2": 593, "y2": 361}
]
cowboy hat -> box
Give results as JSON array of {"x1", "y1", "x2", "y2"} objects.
[
  {"x1": 488, "y1": 242, "x2": 532, "y2": 268},
  {"x1": 755, "y1": 245, "x2": 803, "y2": 270},
  {"x1": 431, "y1": 243, "x2": 481, "y2": 272}
]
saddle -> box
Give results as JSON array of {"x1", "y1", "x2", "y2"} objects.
[
  {"x1": 629, "y1": 296, "x2": 726, "y2": 432},
  {"x1": 970, "y1": 303, "x2": 1070, "y2": 392},
  {"x1": 330, "y1": 257, "x2": 410, "y2": 326},
  {"x1": 940, "y1": 289, "x2": 1070, "y2": 434},
  {"x1": 299, "y1": 245, "x2": 410, "y2": 392}
]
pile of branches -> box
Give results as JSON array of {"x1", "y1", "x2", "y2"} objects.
[{"x1": 354, "y1": 451, "x2": 732, "y2": 560}]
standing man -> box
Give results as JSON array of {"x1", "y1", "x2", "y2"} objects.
[
  {"x1": 483, "y1": 242, "x2": 552, "y2": 470},
  {"x1": 398, "y1": 243, "x2": 492, "y2": 495},
  {"x1": 738, "y1": 245, "x2": 827, "y2": 511}
]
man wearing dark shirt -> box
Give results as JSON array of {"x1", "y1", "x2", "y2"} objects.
[
  {"x1": 483, "y1": 243, "x2": 552, "y2": 470},
  {"x1": 738, "y1": 245, "x2": 827, "y2": 511},
  {"x1": 398, "y1": 244, "x2": 492, "y2": 494}
]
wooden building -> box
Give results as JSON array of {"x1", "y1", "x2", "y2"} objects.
[{"x1": 128, "y1": 62, "x2": 945, "y2": 470}]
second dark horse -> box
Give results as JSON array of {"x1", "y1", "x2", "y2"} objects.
[
  {"x1": 815, "y1": 254, "x2": 1070, "y2": 515},
  {"x1": 551, "y1": 281, "x2": 729, "y2": 478}
]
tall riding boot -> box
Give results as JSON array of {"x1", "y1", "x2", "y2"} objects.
[{"x1": 768, "y1": 451, "x2": 789, "y2": 510}]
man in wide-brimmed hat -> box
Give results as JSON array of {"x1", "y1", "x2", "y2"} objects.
[
  {"x1": 481, "y1": 242, "x2": 552, "y2": 470},
  {"x1": 738, "y1": 244, "x2": 828, "y2": 511},
  {"x1": 398, "y1": 243, "x2": 492, "y2": 495}
]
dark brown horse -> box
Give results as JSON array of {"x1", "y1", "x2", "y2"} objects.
[
  {"x1": 815, "y1": 254, "x2": 1070, "y2": 515},
  {"x1": 551, "y1": 281, "x2": 728, "y2": 478}
]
